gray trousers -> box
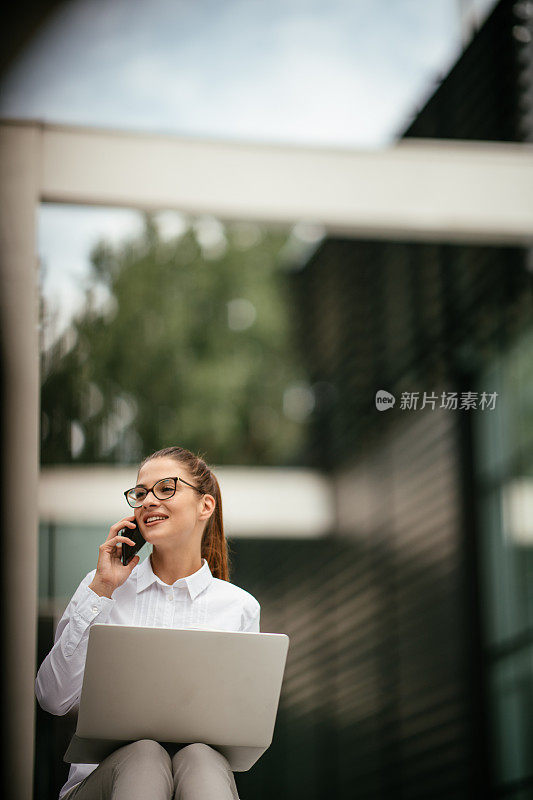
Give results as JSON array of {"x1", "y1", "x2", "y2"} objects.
[{"x1": 63, "y1": 740, "x2": 240, "y2": 800}]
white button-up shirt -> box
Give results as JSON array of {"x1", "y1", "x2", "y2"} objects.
[{"x1": 35, "y1": 557, "x2": 260, "y2": 799}]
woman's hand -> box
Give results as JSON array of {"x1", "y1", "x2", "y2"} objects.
[{"x1": 89, "y1": 516, "x2": 140, "y2": 598}]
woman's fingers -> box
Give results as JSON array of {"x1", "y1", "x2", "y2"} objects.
[
  {"x1": 105, "y1": 534, "x2": 137, "y2": 545},
  {"x1": 105, "y1": 517, "x2": 137, "y2": 541},
  {"x1": 126, "y1": 555, "x2": 140, "y2": 573},
  {"x1": 102, "y1": 535, "x2": 136, "y2": 549},
  {"x1": 93, "y1": 521, "x2": 140, "y2": 593}
]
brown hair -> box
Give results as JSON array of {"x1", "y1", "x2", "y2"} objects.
[{"x1": 138, "y1": 446, "x2": 230, "y2": 581}]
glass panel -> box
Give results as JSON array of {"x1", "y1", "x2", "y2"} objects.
[
  {"x1": 479, "y1": 488, "x2": 511, "y2": 645},
  {"x1": 476, "y1": 331, "x2": 533, "y2": 645},
  {"x1": 480, "y1": 470, "x2": 533, "y2": 646},
  {"x1": 489, "y1": 645, "x2": 533, "y2": 786},
  {"x1": 476, "y1": 358, "x2": 508, "y2": 480},
  {"x1": 476, "y1": 330, "x2": 533, "y2": 481},
  {"x1": 477, "y1": 329, "x2": 533, "y2": 795},
  {"x1": 506, "y1": 331, "x2": 533, "y2": 461},
  {"x1": 38, "y1": 523, "x2": 152, "y2": 607}
]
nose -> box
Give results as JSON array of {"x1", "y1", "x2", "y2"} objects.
[
  {"x1": 141, "y1": 490, "x2": 159, "y2": 508},
  {"x1": 137, "y1": 489, "x2": 158, "y2": 508}
]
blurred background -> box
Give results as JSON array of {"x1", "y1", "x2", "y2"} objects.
[{"x1": 1, "y1": 0, "x2": 532, "y2": 798}]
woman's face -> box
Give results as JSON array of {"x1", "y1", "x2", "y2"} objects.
[{"x1": 134, "y1": 456, "x2": 211, "y2": 546}]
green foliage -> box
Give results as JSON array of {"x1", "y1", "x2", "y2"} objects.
[{"x1": 40, "y1": 214, "x2": 310, "y2": 466}]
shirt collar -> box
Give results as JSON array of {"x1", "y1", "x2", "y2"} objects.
[{"x1": 135, "y1": 555, "x2": 213, "y2": 600}]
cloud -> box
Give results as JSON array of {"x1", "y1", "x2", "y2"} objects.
[
  {"x1": 0, "y1": 0, "x2": 483, "y2": 147},
  {"x1": 39, "y1": 205, "x2": 142, "y2": 339}
]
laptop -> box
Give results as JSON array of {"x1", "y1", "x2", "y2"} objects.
[{"x1": 64, "y1": 624, "x2": 289, "y2": 771}]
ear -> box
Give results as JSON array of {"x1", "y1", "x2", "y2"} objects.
[{"x1": 198, "y1": 493, "x2": 215, "y2": 522}]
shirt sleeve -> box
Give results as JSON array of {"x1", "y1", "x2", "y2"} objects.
[
  {"x1": 35, "y1": 570, "x2": 115, "y2": 716},
  {"x1": 240, "y1": 596, "x2": 261, "y2": 633}
]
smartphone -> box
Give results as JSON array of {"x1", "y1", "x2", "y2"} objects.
[{"x1": 120, "y1": 522, "x2": 146, "y2": 566}]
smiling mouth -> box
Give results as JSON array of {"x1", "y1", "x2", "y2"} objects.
[{"x1": 144, "y1": 515, "x2": 169, "y2": 526}]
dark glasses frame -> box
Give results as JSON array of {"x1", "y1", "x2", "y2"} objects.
[{"x1": 124, "y1": 476, "x2": 203, "y2": 508}]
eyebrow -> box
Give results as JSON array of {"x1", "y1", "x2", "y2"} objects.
[{"x1": 134, "y1": 476, "x2": 177, "y2": 489}]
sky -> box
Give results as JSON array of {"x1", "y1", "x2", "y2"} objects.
[
  {"x1": 2, "y1": 0, "x2": 498, "y2": 147},
  {"x1": 1, "y1": 0, "x2": 499, "y2": 338}
]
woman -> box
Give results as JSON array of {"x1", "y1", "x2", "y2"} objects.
[{"x1": 36, "y1": 446, "x2": 260, "y2": 800}]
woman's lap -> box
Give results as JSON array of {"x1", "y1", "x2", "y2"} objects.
[{"x1": 62, "y1": 740, "x2": 239, "y2": 800}]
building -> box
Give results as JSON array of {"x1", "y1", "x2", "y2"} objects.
[
  {"x1": 282, "y1": 0, "x2": 533, "y2": 797},
  {"x1": 33, "y1": 1, "x2": 533, "y2": 798}
]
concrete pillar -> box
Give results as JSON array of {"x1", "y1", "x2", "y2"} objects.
[{"x1": 0, "y1": 121, "x2": 41, "y2": 800}]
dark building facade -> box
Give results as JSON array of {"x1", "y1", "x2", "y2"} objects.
[{"x1": 277, "y1": 1, "x2": 533, "y2": 798}]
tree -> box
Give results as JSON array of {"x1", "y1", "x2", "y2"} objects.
[{"x1": 40, "y1": 214, "x2": 311, "y2": 466}]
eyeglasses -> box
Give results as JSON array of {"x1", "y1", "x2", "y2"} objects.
[{"x1": 124, "y1": 476, "x2": 202, "y2": 508}]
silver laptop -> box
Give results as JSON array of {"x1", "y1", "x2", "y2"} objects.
[{"x1": 64, "y1": 624, "x2": 289, "y2": 771}]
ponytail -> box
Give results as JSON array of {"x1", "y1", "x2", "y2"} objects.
[{"x1": 200, "y1": 474, "x2": 229, "y2": 581}]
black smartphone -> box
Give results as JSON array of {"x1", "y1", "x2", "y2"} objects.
[{"x1": 120, "y1": 522, "x2": 146, "y2": 566}]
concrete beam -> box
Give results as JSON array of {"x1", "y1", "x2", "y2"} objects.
[
  {"x1": 17, "y1": 118, "x2": 533, "y2": 245},
  {"x1": 39, "y1": 466, "x2": 335, "y2": 539}
]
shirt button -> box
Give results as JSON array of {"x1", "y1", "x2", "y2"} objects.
[{"x1": 91, "y1": 606, "x2": 99, "y2": 614}]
